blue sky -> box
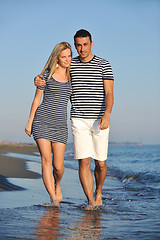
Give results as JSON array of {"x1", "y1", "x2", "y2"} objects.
[{"x1": 0, "y1": 0, "x2": 160, "y2": 144}]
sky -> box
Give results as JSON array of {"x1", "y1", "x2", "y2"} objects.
[{"x1": 0, "y1": 0, "x2": 160, "y2": 144}]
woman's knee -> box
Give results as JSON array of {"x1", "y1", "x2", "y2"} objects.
[
  {"x1": 42, "y1": 156, "x2": 52, "y2": 167},
  {"x1": 53, "y1": 164, "x2": 64, "y2": 173}
]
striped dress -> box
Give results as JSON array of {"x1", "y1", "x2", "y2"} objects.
[
  {"x1": 32, "y1": 69, "x2": 72, "y2": 144},
  {"x1": 70, "y1": 55, "x2": 114, "y2": 119}
]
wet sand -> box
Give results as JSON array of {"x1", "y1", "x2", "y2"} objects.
[
  {"x1": 0, "y1": 144, "x2": 41, "y2": 191},
  {"x1": 0, "y1": 144, "x2": 159, "y2": 239}
]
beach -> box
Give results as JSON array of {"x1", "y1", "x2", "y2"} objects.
[
  {"x1": 0, "y1": 144, "x2": 40, "y2": 191},
  {"x1": 0, "y1": 144, "x2": 160, "y2": 239}
]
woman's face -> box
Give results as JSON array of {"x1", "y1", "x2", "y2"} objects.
[{"x1": 57, "y1": 48, "x2": 72, "y2": 68}]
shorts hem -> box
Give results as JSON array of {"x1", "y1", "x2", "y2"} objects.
[
  {"x1": 74, "y1": 154, "x2": 107, "y2": 161},
  {"x1": 74, "y1": 154, "x2": 94, "y2": 160}
]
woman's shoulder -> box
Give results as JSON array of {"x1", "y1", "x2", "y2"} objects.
[{"x1": 42, "y1": 68, "x2": 50, "y2": 81}]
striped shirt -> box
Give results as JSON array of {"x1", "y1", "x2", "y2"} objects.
[
  {"x1": 70, "y1": 55, "x2": 114, "y2": 119},
  {"x1": 32, "y1": 69, "x2": 72, "y2": 144}
]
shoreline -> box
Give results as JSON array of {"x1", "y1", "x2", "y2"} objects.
[{"x1": 0, "y1": 144, "x2": 41, "y2": 191}]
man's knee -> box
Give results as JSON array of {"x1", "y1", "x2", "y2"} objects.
[
  {"x1": 95, "y1": 160, "x2": 107, "y2": 171},
  {"x1": 79, "y1": 158, "x2": 91, "y2": 169}
]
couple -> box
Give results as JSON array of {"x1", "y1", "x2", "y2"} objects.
[{"x1": 25, "y1": 29, "x2": 114, "y2": 210}]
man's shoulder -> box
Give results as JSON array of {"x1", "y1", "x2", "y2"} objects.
[
  {"x1": 94, "y1": 55, "x2": 110, "y2": 65},
  {"x1": 71, "y1": 55, "x2": 111, "y2": 67},
  {"x1": 71, "y1": 56, "x2": 79, "y2": 64}
]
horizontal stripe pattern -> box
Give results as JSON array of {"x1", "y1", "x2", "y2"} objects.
[
  {"x1": 70, "y1": 55, "x2": 114, "y2": 119},
  {"x1": 32, "y1": 69, "x2": 72, "y2": 144}
]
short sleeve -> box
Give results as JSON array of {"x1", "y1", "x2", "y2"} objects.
[
  {"x1": 37, "y1": 69, "x2": 49, "y2": 91},
  {"x1": 102, "y1": 60, "x2": 114, "y2": 81}
]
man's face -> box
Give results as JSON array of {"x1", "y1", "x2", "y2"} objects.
[{"x1": 74, "y1": 36, "x2": 93, "y2": 60}]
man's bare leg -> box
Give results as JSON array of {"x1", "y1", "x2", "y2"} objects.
[
  {"x1": 52, "y1": 142, "x2": 65, "y2": 202},
  {"x1": 78, "y1": 158, "x2": 96, "y2": 209},
  {"x1": 94, "y1": 160, "x2": 107, "y2": 206}
]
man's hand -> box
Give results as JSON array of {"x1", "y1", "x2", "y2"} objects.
[
  {"x1": 98, "y1": 112, "x2": 111, "y2": 130},
  {"x1": 34, "y1": 74, "x2": 45, "y2": 87}
]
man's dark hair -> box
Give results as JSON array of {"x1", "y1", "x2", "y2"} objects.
[{"x1": 74, "y1": 29, "x2": 92, "y2": 43}]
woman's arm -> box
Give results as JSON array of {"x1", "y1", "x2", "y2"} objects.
[{"x1": 25, "y1": 89, "x2": 43, "y2": 136}]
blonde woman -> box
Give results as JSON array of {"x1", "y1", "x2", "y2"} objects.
[{"x1": 25, "y1": 42, "x2": 72, "y2": 207}]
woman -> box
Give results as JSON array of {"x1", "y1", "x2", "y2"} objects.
[{"x1": 25, "y1": 42, "x2": 72, "y2": 207}]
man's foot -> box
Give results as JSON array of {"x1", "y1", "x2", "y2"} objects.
[
  {"x1": 85, "y1": 203, "x2": 98, "y2": 211},
  {"x1": 95, "y1": 193, "x2": 102, "y2": 206},
  {"x1": 55, "y1": 184, "x2": 63, "y2": 202}
]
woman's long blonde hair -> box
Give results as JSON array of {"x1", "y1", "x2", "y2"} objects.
[{"x1": 41, "y1": 42, "x2": 72, "y2": 82}]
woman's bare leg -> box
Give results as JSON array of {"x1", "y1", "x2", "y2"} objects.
[
  {"x1": 52, "y1": 142, "x2": 65, "y2": 202},
  {"x1": 36, "y1": 139, "x2": 59, "y2": 206}
]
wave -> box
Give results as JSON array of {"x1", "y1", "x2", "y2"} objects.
[{"x1": 107, "y1": 167, "x2": 160, "y2": 186}]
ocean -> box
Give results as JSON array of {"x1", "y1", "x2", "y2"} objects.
[{"x1": 0, "y1": 144, "x2": 160, "y2": 239}]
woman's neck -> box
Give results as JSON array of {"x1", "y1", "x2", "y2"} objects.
[
  {"x1": 56, "y1": 66, "x2": 67, "y2": 75},
  {"x1": 53, "y1": 67, "x2": 68, "y2": 82}
]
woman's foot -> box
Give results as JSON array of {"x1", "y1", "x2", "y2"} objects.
[
  {"x1": 85, "y1": 203, "x2": 98, "y2": 211},
  {"x1": 95, "y1": 193, "x2": 102, "y2": 206},
  {"x1": 50, "y1": 198, "x2": 60, "y2": 208},
  {"x1": 55, "y1": 184, "x2": 63, "y2": 202}
]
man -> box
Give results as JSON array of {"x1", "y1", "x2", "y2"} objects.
[{"x1": 35, "y1": 29, "x2": 114, "y2": 210}]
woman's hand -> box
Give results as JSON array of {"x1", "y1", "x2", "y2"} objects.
[{"x1": 25, "y1": 121, "x2": 32, "y2": 137}]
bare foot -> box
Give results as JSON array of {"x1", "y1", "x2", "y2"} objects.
[
  {"x1": 50, "y1": 199, "x2": 60, "y2": 208},
  {"x1": 85, "y1": 203, "x2": 98, "y2": 211},
  {"x1": 95, "y1": 193, "x2": 102, "y2": 206},
  {"x1": 55, "y1": 184, "x2": 63, "y2": 202}
]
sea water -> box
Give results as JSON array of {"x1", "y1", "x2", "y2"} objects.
[{"x1": 0, "y1": 144, "x2": 160, "y2": 239}]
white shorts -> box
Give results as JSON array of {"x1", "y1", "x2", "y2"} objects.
[{"x1": 71, "y1": 118, "x2": 110, "y2": 161}]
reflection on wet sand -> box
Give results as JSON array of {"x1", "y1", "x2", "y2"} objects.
[
  {"x1": 34, "y1": 206, "x2": 104, "y2": 240},
  {"x1": 34, "y1": 207, "x2": 62, "y2": 240},
  {"x1": 68, "y1": 210, "x2": 103, "y2": 240}
]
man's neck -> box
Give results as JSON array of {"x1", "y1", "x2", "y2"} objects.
[{"x1": 79, "y1": 53, "x2": 94, "y2": 63}]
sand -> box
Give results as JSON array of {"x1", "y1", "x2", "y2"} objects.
[
  {"x1": 0, "y1": 144, "x2": 41, "y2": 191},
  {"x1": 0, "y1": 144, "x2": 159, "y2": 239}
]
